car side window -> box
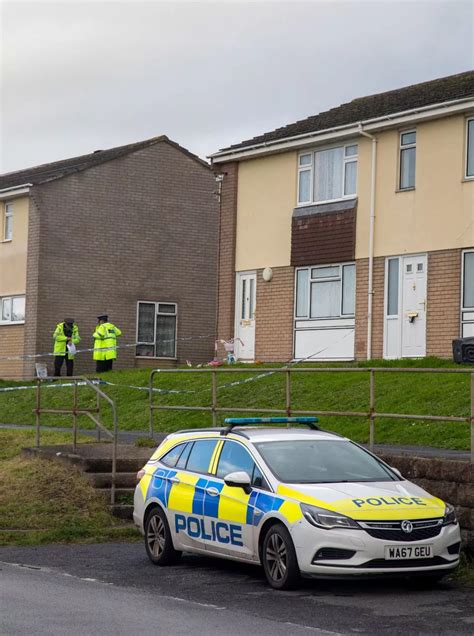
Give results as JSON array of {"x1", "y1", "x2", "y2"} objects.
[
  {"x1": 176, "y1": 442, "x2": 193, "y2": 469},
  {"x1": 185, "y1": 440, "x2": 217, "y2": 474},
  {"x1": 217, "y1": 441, "x2": 267, "y2": 489},
  {"x1": 160, "y1": 443, "x2": 186, "y2": 468}
]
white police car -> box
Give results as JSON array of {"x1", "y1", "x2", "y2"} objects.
[{"x1": 133, "y1": 418, "x2": 461, "y2": 589}]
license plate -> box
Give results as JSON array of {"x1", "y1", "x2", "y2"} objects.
[{"x1": 385, "y1": 545, "x2": 433, "y2": 560}]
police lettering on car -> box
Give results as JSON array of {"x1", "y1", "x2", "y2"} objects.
[{"x1": 134, "y1": 418, "x2": 460, "y2": 590}]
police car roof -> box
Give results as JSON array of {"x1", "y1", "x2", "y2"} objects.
[{"x1": 172, "y1": 427, "x2": 344, "y2": 443}]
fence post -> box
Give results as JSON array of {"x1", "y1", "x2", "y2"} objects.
[
  {"x1": 286, "y1": 370, "x2": 291, "y2": 425},
  {"x1": 35, "y1": 379, "x2": 41, "y2": 448},
  {"x1": 369, "y1": 369, "x2": 375, "y2": 451},
  {"x1": 149, "y1": 372, "x2": 154, "y2": 438},
  {"x1": 471, "y1": 373, "x2": 474, "y2": 463},
  {"x1": 211, "y1": 369, "x2": 217, "y2": 427},
  {"x1": 96, "y1": 388, "x2": 101, "y2": 443},
  {"x1": 73, "y1": 379, "x2": 78, "y2": 452}
]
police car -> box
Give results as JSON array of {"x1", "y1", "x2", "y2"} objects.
[{"x1": 133, "y1": 418, "x2": 461, "y2": 589}]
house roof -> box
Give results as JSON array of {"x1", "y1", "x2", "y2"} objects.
[
  {"x1": 0, "y1": 135, "x2": 209, "y2": 191},
  {"x1": 217, "y1": 70, "x2": 474, "y2": 154}
]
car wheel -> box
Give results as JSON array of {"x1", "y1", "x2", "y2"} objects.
[
  {"x1": 145, "y1": 507, "x2": 181, "y2": 566},
  {"x1": 262, "y1": 523, "x2": 301, "y2": 590}
]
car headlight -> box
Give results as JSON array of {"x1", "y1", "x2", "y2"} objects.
[
  {"x1": 443, "y1": 503, "x2": 457, "y2": 526},
  {"x1": 300, "y1": 503, "x2": 360, "y2": 530}
]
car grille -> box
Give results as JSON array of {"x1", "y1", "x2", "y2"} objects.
[
  {"x1": 360, "y1": 556, "x2": 449, "y2": 569},
  {"x1": 359, "y1": 518, "x2": 443, "y2": 542}
]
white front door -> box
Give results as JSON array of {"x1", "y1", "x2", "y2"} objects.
[
  {"x1": 235, "y1": 272, "x2": 256, "y2": 360},
  {"x1": 384, "y1": 254, "x2": 427, "y2": 359}
]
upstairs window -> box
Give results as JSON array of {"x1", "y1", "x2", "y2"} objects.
[
  {"x1": 136, "y1": 301, "x2": 177, "y2": 358},
  {"x1": 1, "y1": 295, "x2": 25, "y2": 324},
  {"x1": 467, "y1": 118, "x2": 474, "y2": 178},
  {"x1": 298, "y1": 144, "x2": 358, "y2": 205},
  {"x1": 3, "y1": 202, "x2": 13, "y2": 241},
  {"x1": 399, "y1": 131, "x2": 416, "y2": 189},
  {"x1": 295, "y1": 264, "x2": 355, "y2": 319}
]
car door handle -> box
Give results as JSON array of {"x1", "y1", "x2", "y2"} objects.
[
  {"x1": 206, "y1": 487, "x2": 220, "y2": 497},
  {"x1": 169, "y1": 477, "x2": 180, "y2": 484}
]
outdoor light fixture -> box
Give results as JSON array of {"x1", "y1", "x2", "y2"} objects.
[{"x1": 262, "y1": 267, "x2": 273, "y2": 282}]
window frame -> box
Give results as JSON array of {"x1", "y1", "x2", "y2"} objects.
[
  {"x1": 297, "y1": 142, "x2": 359, "y2": 206},
  {"x1": 135, "y1": 300, "x2": 178, "y2": 359},
  {"x1": 3, "y1": 202, "x2": 13, "y2": 241},
  {"x1": 0, "y1": 294, "x2": 26, "y2": 325},
  {"x1": 294, "y1": 263, "x2": 356, "y2": 320},
  {"x1": 465, "y1": 117, "x2": 474, "y2": 180},
  {"x1": 398, "y1": 129, "x2": 416, "y2": 190}
]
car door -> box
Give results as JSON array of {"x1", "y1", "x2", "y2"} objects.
[
  {"x1": 163, "y1": 439, "x2": 218, "y2": 552},
  {"x1": 203, "y1": 440, "x2": 268, "y2": 560}
]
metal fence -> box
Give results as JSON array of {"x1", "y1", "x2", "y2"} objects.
[
  {"x1": 34, "y1": 377, "x2": 118, "y2": 503},
  {"x1": 149, "y1": 367, "x2": 474, "y2": 462}
]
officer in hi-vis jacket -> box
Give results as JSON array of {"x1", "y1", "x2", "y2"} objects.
[{"x1": 93, "y1": 314, "x2": 122, "y2": 372}]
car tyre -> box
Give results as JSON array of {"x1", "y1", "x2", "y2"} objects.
[
  {"x1": 262, "y1": 523, "x2": 301, "y2": 590},
  {"x1": 145, "y1": 507, "x2": 181, "y2": 566}
]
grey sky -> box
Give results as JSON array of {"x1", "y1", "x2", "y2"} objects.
[{"x1": 1, "y1": 0, "x2": 473, "y2": 173}]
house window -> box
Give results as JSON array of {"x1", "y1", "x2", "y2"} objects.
[
  {"x1": 136, "y1": 301, "x2": 177, "y2": 358},
  {"x1": 297, "y1": 143, "x2": 358, "y2": 205},
  {"x1": 0, "y1": 295, "x2": 25, "y2": 324},
  {"x1": 295, "y1": 263, "x2": 355, "y2": 319},
  {"x1": 3, "y1": 202, "x2": 13, "y2": 241},
  {"x1": 466, "y1": 118, "x2": 474, "y2": 178},
  {"x1": 399, "y1": 131, "x2": 416, "y2": 189}
]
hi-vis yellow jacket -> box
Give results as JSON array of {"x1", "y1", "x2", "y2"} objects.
[
  {"x1": 53, "y1": 323, "x2": 81, "y2": 358},
  {"x1": 93, "y1": 322, "x2": 122, "y2": 361}
]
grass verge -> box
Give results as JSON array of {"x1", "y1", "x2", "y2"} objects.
[
  {"x1": 1, "y1": 357, "x2": 473, "y2": 449},
  {"x1": 0, "y1": 430, "x2": 139, "y2": 547}
]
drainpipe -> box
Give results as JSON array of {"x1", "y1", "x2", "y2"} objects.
[{"x1": 358, "y1": 124, "x2": 377, "y2": 360}]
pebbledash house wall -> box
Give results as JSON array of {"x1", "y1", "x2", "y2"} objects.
[{"x1": 21, "y1": 142, "x2": 218, "y2": 377}]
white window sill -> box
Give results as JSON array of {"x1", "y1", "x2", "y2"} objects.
[
  {"x1": 135, "y1": 356, "x2": 177, "y2": 361},
  {"x1": 396, "y1": 187, "x2": 415, "y2": 193},
  {"x1": 0, "y1": 320, "x2": 25, "y2": 326},
  {"x1": 1, "y1": 239, "x2": 12, "y2": 243},
  {"x1": 462, "y1": 176, "x2": 474, "y2": 182},
  {"x1": 296, "y1": 196, "x2": 356, "y2": 208}
]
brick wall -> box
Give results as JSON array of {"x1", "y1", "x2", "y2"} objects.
[
  {"x1": 216, "y1": 163, "x2": 238, "y2": 354},
  {"x1": 255, "y1": 266, "x2": 294, "y2": 362},
  {"x1": 355, "y1": 257, "x2": 385, "y2": 359},
  {"x1": 0, "y1": 325, "x2": 25, "y2": 379},
  {"x1": 427, "y1": 249, "x2": 462, "y2": 358},
  {"x1": 21, "y1": 141, "x2": 218, "y2": 377}
]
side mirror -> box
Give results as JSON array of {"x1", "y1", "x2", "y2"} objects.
[
  {"x1": 391, "y1": 467, "x2": 403, "y2": 479},
  {"x1": 224, "y1": 471, "x2": 252, "y2": 495}
]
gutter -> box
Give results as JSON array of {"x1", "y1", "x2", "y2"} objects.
[
  {"x1": 0, "y1": 183, "x2": 32, "y2": 199},
  {"x1": 210, "y1": 97, "x2": 474, "y2": 162},
  {"x1": 358, "y1": 124, "x2": 377, "y2": 360}
]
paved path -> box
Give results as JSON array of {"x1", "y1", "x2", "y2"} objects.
[
  {"x1": 1, "y1": 543, "x2": 473, "y2": 635},
  {"x1": 1, "y1": 423, "x2": 470, "y2": 459}
]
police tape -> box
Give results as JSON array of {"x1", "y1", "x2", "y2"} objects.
[
  {"x1": 0, "y1": 334, "x2": 215, "y2": 362},
  {"x1": 0, "y1": 379, "x2": 104, "y2": 393}
]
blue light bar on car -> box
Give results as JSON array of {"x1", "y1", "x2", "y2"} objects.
[{"x1": 224, "y1": 417, "x2": 318, "y2": 425}]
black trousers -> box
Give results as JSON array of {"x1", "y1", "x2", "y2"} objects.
[
  {"x1": 96, "y1": 359, "x2": 114, "y2": 373},
  {"x1": 54, "y1": 354, "x2": 74, "y2": 377}
]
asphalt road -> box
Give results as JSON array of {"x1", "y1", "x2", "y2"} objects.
[{"x1": 1, "y1": 542, "x2": 473, "y2": 635}]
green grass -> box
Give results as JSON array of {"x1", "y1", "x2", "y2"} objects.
[
  {"x1": 0, "y1": 357, "x2": 472, "y2": 449},
  {"x1": 0, "y1": 429, "x2": 139, "y2": 546}
]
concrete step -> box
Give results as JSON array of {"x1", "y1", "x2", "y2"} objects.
[
  {"x1": 110, "y1": 504, "x2": 134, "y2": 520},
  {"x1": 84, "y1": 458, "x2": 146, "y2": 473},
  {"x1": 97, "y1": 487, "x2": 135, "y2": 504},
  {"x1": 85, "y1": 472, "x2": 137, "y2": 488}
]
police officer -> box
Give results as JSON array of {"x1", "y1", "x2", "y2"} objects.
[
  {"x1": 53, "y1": 318, "x2": 81, "y2": 377},
  {"x1": 93, "y1": 314, "x2": 122, "y2": 372}
]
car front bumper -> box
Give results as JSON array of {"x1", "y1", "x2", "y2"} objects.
[{"x1": 290, "y1": 519, "x2": 461, "y2": 577}]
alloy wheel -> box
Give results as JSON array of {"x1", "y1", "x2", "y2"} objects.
[
  {"x1": 147, "y1": 514, "x2": 166, "y2": 558},
  {"x1": 265, "y1": 532, "x2": 287, "y2": 582}
]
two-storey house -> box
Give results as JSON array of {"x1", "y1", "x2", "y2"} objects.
[
  {"x1": 0, "y1": 136, "x2": 218, "y2": 378},
  {"x1": 211, "y1": 71, "x2": 474, "y2": 362}
]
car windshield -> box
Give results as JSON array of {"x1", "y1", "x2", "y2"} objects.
[{"x1": 255, "y1": 439, "x2": 398, "y2": 484}]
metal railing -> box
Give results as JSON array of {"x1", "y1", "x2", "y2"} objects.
[
  {"x1": 34, "y1": 376, "x2": 118, "y2": 503},
  {"x1": 149, "y1": 367, "x2": 474, "y2": 462}
]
